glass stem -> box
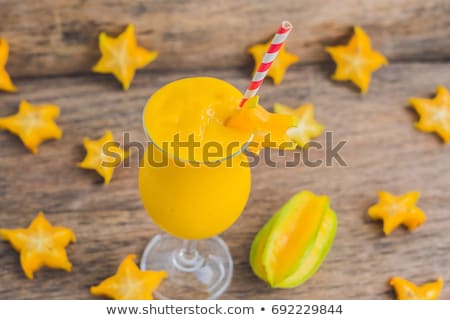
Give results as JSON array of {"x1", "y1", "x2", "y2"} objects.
[
  {"x1": 182, "y1": 240, "x2": 197, "y2": 258},
  {"x1": 173, "y1": 240, "x2": 204, "y2": 272}
]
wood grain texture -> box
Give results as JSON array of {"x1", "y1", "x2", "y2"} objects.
[
  {"x1": 0, "y1": 0, "x2": 449, "y2": 77},
  {"x1": 0, "y1": 63, "x2": 449, "y2": 299}
]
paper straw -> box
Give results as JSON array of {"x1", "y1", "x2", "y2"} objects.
[{"x1": 239, "y1": 21, "x2": 293, "y2": 108}]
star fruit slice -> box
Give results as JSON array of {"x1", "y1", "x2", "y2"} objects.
[{"x1": 226, "y1": 96, "x2": 297, "y2": 152}]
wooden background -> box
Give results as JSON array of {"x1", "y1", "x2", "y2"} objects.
[{"x1": 0, "y1": 0, "x2": 449, "y2": 299}]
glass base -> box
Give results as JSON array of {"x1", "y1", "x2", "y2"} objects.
[{"x1": 140, "y1": 234, "x2": 233, "y2": 299}]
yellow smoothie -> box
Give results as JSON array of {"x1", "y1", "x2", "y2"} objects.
[{"x1": 139, "y1": 78, "x2": 252, "y2": 240}]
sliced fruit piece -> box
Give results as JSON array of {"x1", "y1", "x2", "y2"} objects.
[
  {"x1": 390, "y1": 277, "x2": 443, "y2": 300},
  {"x1": 248, "y1": 38, "x2": 300, "y2": 85},
  {"x1": 0, "y1": 211, "x2": 76, "y2": 279},
  {"x1": 90, "y1": 254, "x2": 167, "y2": 300},
  {"x1": 0, "y1": 38, "x2": 17, "y2": 92},
  {"x1": 325, "y1": 26, "x2": 388, "y2": 94},
  {"x1": 368, "y1": 190, "x2": 426, "y2": 235},
  {"x1": 226, "y1": 96, "x2": 297, "y2": 152},
  {"x1": 92, "y1": 24, "x2": 158, "y2": 90},
  {"x1": 409, "y1": 85, "x2": 450, "y2": 143},
  {"x1": 275, "y1": 103, "x2": 325, "y2": 148},
  {"x1": 274, "y1": 102, "x2": 313, "y2": 117},
  {"x1": 0, "y1": 100, "x2": 62, "y2": 153}
]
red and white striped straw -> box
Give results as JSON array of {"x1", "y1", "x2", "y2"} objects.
[{"x1": 239, "y1": 21, "x2": 293, "y2": 108}]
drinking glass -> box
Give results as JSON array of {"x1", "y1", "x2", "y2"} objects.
[{"x1": 139, "y1": 77, "x2": 252, "y2": 299}]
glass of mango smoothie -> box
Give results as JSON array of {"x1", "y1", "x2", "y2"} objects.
[
  {"x1": 139, "y1": 76, "x2": 295, "y2": 299},
  {"x1": 139, "y1": 77, "x2": 255, "y2": 299}
]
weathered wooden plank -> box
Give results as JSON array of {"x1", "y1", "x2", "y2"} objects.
[
  {"x1": 0, "y1": 64, "x2": 450, "y2": 299},
  {"x1": 0, "y1": 0, "x2": 449, "y2": 77}
]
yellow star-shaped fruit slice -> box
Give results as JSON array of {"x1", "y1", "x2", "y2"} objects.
[
  {"x1": 0, "y1": 211, "x2": 76, "y2": 279},
  {"x1": 92, "y1": 24, "x2": 158, "y2": 90},
  {"x1": 90, "y1": 254, "x2": 167, "y2": 300},
  {"x1": 226, "y1": 96, "x2": 297, "y2": 153},
  {"x1": 410, "y1": 85, "x2": 450, "y2": 143},
  {"x1": 390, "y1": 277, "x2": 443, "y2": 300},
  {"x1": 274, "y1": 102, "x2": 324, "y2": 147},
  {"x1": 368, "y1": 191, "x2": 426, "y2": 235},
  {"x1": 0, "y1": 38, "x2": 17, "y2": 92},
  {"x1": 0, "y1": 100, "x2": 62, "y2": 153},
  {"x1": 248, "y1": 39, "x2": 299, "y2": 85},
  {"x1": 326, "y1": 26, "x2": 388, "y2": 94},
  {"x1": 78, "y1": 130, "x2": 128, "y2": 185}
]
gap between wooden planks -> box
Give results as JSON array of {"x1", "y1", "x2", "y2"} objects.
[{"x1": 0, "y1": 0, "x2": 449, "y2": 77}]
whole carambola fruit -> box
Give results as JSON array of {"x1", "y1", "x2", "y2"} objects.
[{"x1": 249, "y1": 190, "x2": 337, "y2": 288}]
